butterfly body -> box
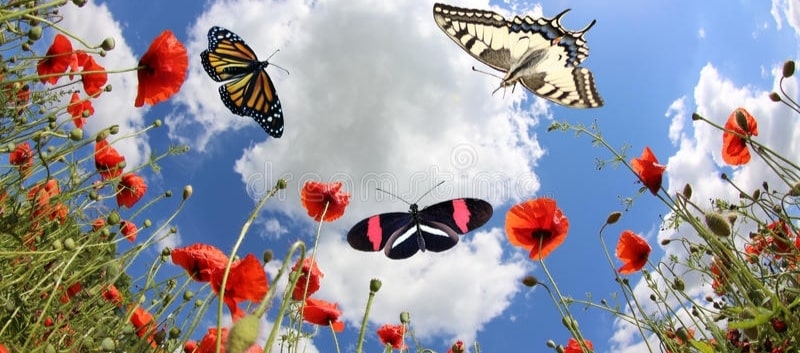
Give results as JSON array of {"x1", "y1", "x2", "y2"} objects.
[
  {"x1": 200, "y1": 26, "x2": 284, "y2": 138},
  {"x1": 433, "y1": 3, "x2": 603, "y2": 108},
  {"x1": 347, "y1": 198, "x2": 493, "y2": 259}
]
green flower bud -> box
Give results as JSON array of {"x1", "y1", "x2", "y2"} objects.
[
  {"x1": 69, "y1": 128, "x2": 83, "y2": 141},
  {"x1": 153, "y1": 119, "x2": 162, "y2": 127},
  {"x1": 400, "y1": 312, "x2": 411, "y2": 324},
  {"x1": 370, "y1": 278, "x2": 382, "y2": 293},
  {"x1": 161, "y1": 247, "x2": 171, "y2": 257},
  {"x1": 183, "y1": 185, "x2": 193, "y2": 200},
  {"x1": 143, "y1": 219, "x2": 152, "y2": 227},
  {"x1": 277, "y1": 179, "x2": 287, "y2": 190},
  {"x1": 107, "y1": 211, "x2": 120, "y2": 225},
  {"x1": 165, "y1": 190, "x2": 172, "y2": 198},
  {"x1": 153, "y1": 329, "x2": 166, "y2": 345},
  {"x1": 228, "y1": 315, "x2": 259, "y2": 353},
  {"x1": 64, "y1": 237, "x2": 76, "y2": 251},
  {"x1": 183, "y1": 290, "x2": 194, "y2": 301},
  {"x1": 561, "y1": 316, "x2": 578, "y2": 330},
  {"x1": 789, "y1": 182, "x2": 800, "y2": 197},
  {"x1": 704, "y1": 212, "x2": 731, "y2": 237},
  {"x1": 672, "y1": 278, "x2": 685, "y2": 291},
  {"x1": 109, "y1": 125, "x2": 119, "y2": 134},
  {"x1": 104, "y1": 84, "x2": 112, "y2": 92},
  {"x1": 52, "y1": 239, "x2": 63, "y2": 251},
  {"x1": 27, "y1": 26, "x2": 42, "y2": 40},
  {"x1": 101, "y1": 37, "x2": 115, "y2": 51},
  {"x1": 169, "y1": 326, "x2": 181, "y2": 339}
]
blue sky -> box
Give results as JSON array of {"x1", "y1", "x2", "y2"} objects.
[{"x1": 53, "y1": 0, "x2": 800, "y2": 352}]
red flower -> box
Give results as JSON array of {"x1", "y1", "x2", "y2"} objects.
[
  {"x1": 210, "y1": 254, "x2": 268, "y2": 321},
  {"x1": 67, "y1": 92, "x2": 94, "y2": 128},
  {"x1": 564, "y1": 338, "x2": 593, "y2": 353},
  {"x1": 615, "y1": 230, "x2": 651, "y2": 274},
  {"x1": 301, "y1": 181, "x2": 350, "y2": 222},
  {"x1": 49, "y1": 202, "x2": 68, "y2": 224},
  {"x1": 172, "y1": 243, "x2": 229, "y2": 282},
  {"x1": 0, "y1": 343, "x2": 8, "y2": 353},
  {"x1": 291, "y1": 257, "x2": 324, "y2": 300},
  {"x1": 722, "y1": 107, "x2": 758, "y2": 166},
  {"x1": 505, "y1": 198, "x2": 569, "y2": 261},
  {"x1": 77, "y1": 52, "x2": 107, "y2": 97},
  {"x1": 37, "y1": 34, "x2": 78, "y2": 84},
  {"x1": 302, "y1": 297, "x2": 345, "y2": 332},
  {"x1": 9, "y1": 141, "x2": 33, "y2": 177},
  {"x1": 92, "y1": 218, "x2": 106, "y2": 231},
  {"x1": 28, "y1": 179, "x2": 60, "y2": 219},
  {"x1": 130, "y1": 306, "x2": 155, "y2": 339},
  {"x1": 710, "y1": 257, "x2": 728, "y2": 296},
  {"x1": 447, "y1": 340, "x2": 465, "y2": 353},
  {"x1": 135, "y1": 30, "x2": 188, "y2": 107},
  {"x1": 377, "y1": 324, "x2": 406, "y2": 349},
  {"x1": 59, "y1": 282, "x2": 82, "y2": 303},
  {"x1": 120, "y1": 220, "x2": 138, "y2": 242},
  {"x1": 102, "y1": 284, "x2": 122, "y2": 306},
  {"x1": 183, "y1": 341, "x2": 198, "y2": 353},
  {"x1": 631, "y1": 146, "x2": 666, "y2": 195},
  {"x1": 94, "y1": 139, "x2": 125, "y2": 180},
  {"x1": 195, "y1": 327, "x2": 264, "y2": 353},
  {"x1": 117, "y1": 173, "x2": 147, "y2": 208}
]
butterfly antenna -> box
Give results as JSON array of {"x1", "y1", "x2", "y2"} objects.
[
  {"x1": 413, "y1": 181, "x2": 446, "y2": 204},
  {"x1": 375, "y1": 188, "x2": 412, "y2": 206},
  {"x1": 265, "y1": 49, "x2": 290, "y2": 75},
  {"x1": 474, "y1": 66, "x2": 509, "y2": 97}
]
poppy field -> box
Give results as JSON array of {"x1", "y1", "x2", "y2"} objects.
[{"x1": 2, "y1": 1, "x2": 800, "y2": 353}]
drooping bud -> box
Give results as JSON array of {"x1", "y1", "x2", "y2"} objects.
[
  {"x1": 69, "y1": 128, "x2": 83, "y2": 141},
  {"x1": 769, "y1": 92, "x2": 782, "y2": 102},
  {"x1": 682, "y1": 183, "x2": 692, "y2": 199},
  {"x1": 101, "y1": 37, "x2": 115, "y2": 51},
  {"x1": 521, "y1": 275, "x2": 539, "y2": 287},
  {"x1": 182, "y1": 185, "x2": 193, "y2": 200},
  {"x1": 705, "y1": 212, "x2": 731, "y2": 237},
  {"x1": 783, "y1": 60, "x2": 795, "y2": 78},
  {"x1": 691, "y1": 113, "x2": 702, "y2": 121},
  {"x1": 262, "y1": 250, "x2": 273, "y2": 263},
  {"x1": 605, "y1": 212, "x2": 622, "y2": 225}
]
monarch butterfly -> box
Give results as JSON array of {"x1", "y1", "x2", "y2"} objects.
[{"x1": 200, "y1": 26, "x2": 284, "y2": 138}]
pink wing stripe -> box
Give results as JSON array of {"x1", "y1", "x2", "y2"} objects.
[
  {"x1": 366, "y1": 216, "x2": 383, "y2": 251},
  {"x1": 452, "y1": 199, "x2": 471, "y2": 233}
]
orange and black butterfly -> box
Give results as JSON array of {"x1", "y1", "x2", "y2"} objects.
[{"x1": 200, "y1": 26, "x2": 284, "y2": 138}]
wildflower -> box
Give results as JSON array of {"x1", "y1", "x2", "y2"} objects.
[
  {"x1": 28, "y1": 179, "x2": 60, "y2": 219},
  {"x1": 9, "y1": 141, "x2": 33, "y2": 177},
  {"x1": 67, "y1": 92, "x2": 94, "y2": 128},
  {"x1": 102, "y1": 284, "x2": 122, "y2": 306},
  {"x1": 76, "y1": 52, "x2": 107, "y2": 96},
  {"x1": 172, "y1": 243, "x2": 228, "y2": 282},
  {"x1": 722, "y1": 107, "x2": 758, "y2": 166},
  {"x1": 210, "y1": 254, "x2": 268, "y2": 321},
  {"x1": 130, "y1": 306, "x2": 154, "y2": 338},
  {"x1": 117, "y1": 173, "x2": 147, "y2": 208},
  {"x1": 377, "y1": 324, "x2": 406, "y2": 349},
  {"x1": 95, "y1": 139, "x2": 125, "y2": 180},
  {"x1": 195, "y1": 327, "x2": 264, "y2": 353},
  {"x1": 37, "y1": 34, "x2": 78, "y2": 84},
  {"x1": 120, "y1": 220, "x2": 138, "y2": 242},
  {"x1": 59, "y1": 282, "x2": 82, "y2": 303},
  {"x1": 564, "y1": 338, "x2": 594, "y2": 353},
  {"x1": 302, "y1": 297, "x2": 345, "y2": 332},
  {"x1": 631, "y1": 146, "x2": 666, "y2": 195},
  {"x1": 615, "y1": 230, "x2": 651, "y2": 274},
  {"x1": 135, "y1": 30, "x2": 188, "y2": 107},
  {"x1": 301, "y1": 181, "x2": 350, "y2": 222},
  {"x1": 92, "y1": 218, "x2": 106, "y2": 231},
  {"x1": 505, "y1": 198, "x2": 569, "y2": 261},
  {"x1": 183, "y1": 341, "x2": 197, "y2": 353},
  {"x1": 447, "y1": 340, "x2": 465, "y2": 353},
  {"x1": 0, "y1": 343, "x2": 8, "y2": 353},
  {"x1": 49, "y1": 203, "x2": 68, "y2": 224},
  {"x1": 291, "y1": 257, "x2": 324, "y2": 300}
]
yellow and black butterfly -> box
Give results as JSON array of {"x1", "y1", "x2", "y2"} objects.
[{"x1": 200, "y1": 26, "x2": 284, "y2": 138}]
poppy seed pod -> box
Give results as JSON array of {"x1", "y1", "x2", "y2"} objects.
[{"x1": 705, "y1": 212, "x2": 731, "y2": 237}]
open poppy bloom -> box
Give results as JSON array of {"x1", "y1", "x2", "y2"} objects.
[
  {"x1": 564, "y1": 338, "x2": 594, "y2": 353},
  {"x1": 67, "y1": 92, "x2": 94, "y2": 128},
  {"x1": 172, "y1": 243, "x2": 229, "y2": 282},
  {"x1": 210, "y1": 254, "x2": 268, "y2": 321},
  {"x1": 102, "y1": 284, "x2": 122, "y2": 306},
  {"x1": 135, "y1": 30, "x2": 188, "y2": 107},
  {"x1": 9, "y1": 141, "x2": 33, "y2": 177},
  {"x1": 709, "y1": 257, "x2": 728, "y2": 296},
  {"x1": 28, "y1": 179, "x2": 60, "y2": 219},
  {"x1": 505, "y1": 198, "x2": 569, "y2": 261},
  {"x1": 130, "y1": 305, "x2": 155, "y2": 339},
  {"x1": 377, "y1": 324, "x2": 406, "y2": 349},
  {"x1": 59, "y1": 282, "x2": 82, "y2": 304},
  {"x1": 120, "y1": 220, "x2": 138, "y2": 242},
  {"x1": 615, "y1": 230, "x2": 651, "y2": 274},
  {"x1": 195, "y1": 327, "x2": 264, "y2": 353},
  {"x1": 447, "y1": 340, "x2": 465, "y2": 353},
  {"x1": 301, "y1": 181, "x2": 350, "y2": 222},
  {"x1": 117, "y1": 173, "x2": 147, "y2": 208},
  {"x1": 291, "y1": 257, "x2": 324, "y2": 300},
  {"x1": 631, "y1": 146, "x2": 666, "y2": 195},
  {"x1": 302, "y1": 297, "x2": 345, "y2": 332},
  {"x1": 37, "y1": 34, "x2": 78, "y2": 84},
  {"x1": 76, "y1": 51, "x2": 107, "y2": 97},
  {"x1": 95, "y1": 139, "x2": 125, "y2": 180},
  {"x1": 722, "y1": 107, "x2": 758, "y2": 166}
]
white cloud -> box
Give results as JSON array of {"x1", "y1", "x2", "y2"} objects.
[
  {"x1": 697, "y1": 27, "x2": 706, "y2": 39},
  {"x1": 259, "y1": 218, "x2": 289, "y2": 239},
  {"x1": 771, "y1": 0, "x2": 800, "y2": 37}
]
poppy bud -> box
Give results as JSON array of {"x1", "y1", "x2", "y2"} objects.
[
  {"x1": 769, "y1": 92, "x2": 782, "y2": 102},
  {"x1": 704, "y1": 212, "x2": 731, "y2": 237},
  {"x1": 561, "y1": 317, "x2": 579, "y2": 330},
  {"x1": 169, "y1": 327, "x2": 181, "y2": 339},
  {"x1": 52, "y1": 239, "x2": 63, "y2": 251},
  {"x1": 682, "y1": 183, "x2": 692, "y2": 199},
  {"x1": 153, "y1": 119, "x2": 162, "y2": 127},
  {"x1": 153, "y1": 329, "x2": 167, "y2": 345},
  {"x1": 161, "y1": 247, "x2": 171, "y2": 257},
  {"x1": 104, "y1": 84, "x2": 112, "y2": 92},
  {"x1": 228, "y1": 314, "x2": 259, "y2": 353},
  {"x1": 143, "y1": 219, "x2": 152, "y2": 227},
  {"x1": 262, "y1": 250, "x2": 273, "y2": 263},
  {"x1": 64, "y1": 237, "x2": 76, "y2": 251},
  {"x1": 277, "y1": 179, "x2": 288, "y2": 190},
  {"x1": 783, "y1": 60, "x2": 795, "y2": 78},
  {"x1": 521, "y1": 275, "x2": 539, "y2": 287},
  {"x1": 789, "y1": 182, "x2": 800, "y2": 197},
  {"x1": 691, "y1": 112, "x2": 702, "y2": 121},
  {"x1": 671, "y1": 278, "x2": 685, "y2": 291},
  {"x1": 101, "y1": 37, "x2": 115, "y2": 51},
  {"x1": 546, "y1": 340, "x2": 556, "y2": 348},
  {"x1": 400, "y1": 312, "x2": 411, "y2": 324},
  {"x1": 734, "y1": 109, "x2": 750, "y2": 133},
  {"x1": 183, "y1": 290, "x2": 194, "y2": 301},
  {"x1": 771, "y1": 318, "x2": 787, "y2": 333},
  {"x1": 72, "y1": 0, "x2": 87, "y2": 7},
  {"x1": 675, "y1": 327, "x2": 691, "y2": 342},
  {"x1": 69, "y1": 128, "x2": 83, "y2": 141},
  {"x1": 182, "y1": 185, "x2": 193, "y2": 200},
  {"x1": 165, "y1": 190, "x2": 173, "y2": 198},
  {"x1": 605, "y1": 212, "x2": 622, "y2": 225},
  {"x1": 370, "y1": 278, "x2": 382, "y2": 293},
  {"x1": 763, "y1": 181, "x2": 769, "y2": 192},
  {"x1": 27, "y1": 26, "x2": 42, "y2": 41},
  {"x1": 660, "y1": 238, "x2": 671, "y2": 246},
  {"x1": 107, "y1": 211, "x2": 120, "y2": 225},
  {"x1": 109, "y1": 125, "x2": 119, "y2": 135}
]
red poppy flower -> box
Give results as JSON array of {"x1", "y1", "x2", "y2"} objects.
[
  {"x1": 92, "y1": 218, "x2": 106, "y2": 231},
  {"x1": 120, "y1": 220, "x2": 138, "y2": 242},
  {"x1": 377, "y1": 324, "x2": 406, "y2": 349},
  {"x1": 37, "y1": 34, "x2": 78, "y2": 84},
  {"x1": 505, "y1": 198, "x2": 569, "y2": 261},
  {"x1": 0, "y1": 343, "x2": 8, "y2": 353},
  {"x1": 722, "y1": 107, "x2": 758, "y2": 166},
  {"x1": 210, "y1": 254, "x2": 268, "y2": 321},
  {"x1": 615, "y1": 230, "x2": 651, "y2": 274},
  {"x1": 302, "y1": 297, "x2": 345, "y2": 332},
  {"x1": 172, "y1": 243, "x2": 229, "y2": 282},
  {"x1": 77, "y1": 52, "x2": 107, "y2": 97},
  {"x1": 631, "y1": 146, "x2": 666, "y2": 195},
  {"x1": 130, "y1": 306, "x2": 155, "y2": 338},
  {"x1": 709, "y1": 257, "x2": 727, "y2": 296},
  {"x1": 195, "y1": 327, "x2": 264, "y2": 353},
  {"x1": 94, "y1": 139, "x2": 125, "y2": 180},
  {"x1": 301, "y1": 181, "x2": 351, "y2": 222},
  {"x1": 103, "y1": 284, "x2": 122, "y2": 306},
  {"x1": 291, "y1": 257, "x2": 324, "y2": 300},
  {"x1": 183, "y1": 341, "x2": 198, "y2": 353},
  {"x1": 135, "y1": 30, "x2": 188, "y2": 107},
  {"x1": 9, "y1": 141, "x2": 33, "y2": 177},
  {"x1": 447, "y1": 340, "x2": 465, "y2": 353},
  {"x1": 67, "y1": 92, "x2": 94, "y2": 128},
  {"x1": 28, "y1": 179, "x2": 60, "y2": 219},
  {"x1": 59, "y1": 282, "x2": 82, "y2": 304},
  {"x1": 117, "y1": 173, "x2": 147, "y2": 208},
  {"x1": 564, "y1": 338, "x2": 593, "y2": 353},
  {"x1": 49, "y1": 202, "x2": 68, "y2": 224}
]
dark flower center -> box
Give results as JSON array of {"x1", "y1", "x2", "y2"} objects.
[{"x1": 531, "y1": 229, "x2": 552, "y2": 240}]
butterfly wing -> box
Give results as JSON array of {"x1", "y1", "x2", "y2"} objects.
[
  {"x1": 347, "y1": 212, "x2": 413, "y2": 253},
  {"x1": 518, "y1": 66, "x2": 602, "y2": 108},
  {"x1": 200, "y1": 26, "x2": 285, "y2": 138},
  {"x1": 432, "y1": 4, "x2": 514, "y2": 71},
  {"x1": 419, "y1": 198, "x2": 493, "y2": 237}
]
